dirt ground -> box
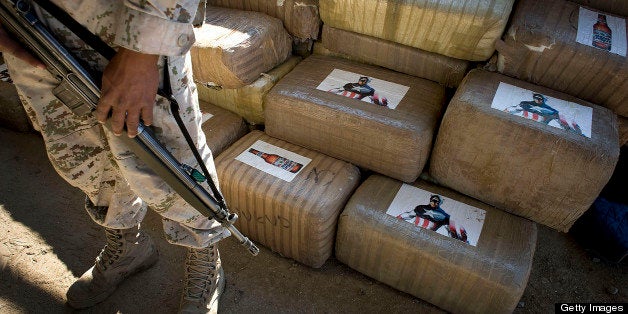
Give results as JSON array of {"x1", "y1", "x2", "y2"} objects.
[{"x1": 0, "y1": 126, "x2": 626, "y2": 313}]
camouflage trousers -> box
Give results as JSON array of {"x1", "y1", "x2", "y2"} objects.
[{"x1": 5, "y1": 33, "x2": 229, "y2": 250}]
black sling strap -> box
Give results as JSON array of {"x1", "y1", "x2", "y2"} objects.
[
  {"x1": 33, "y1": 0, "x2": 227, "y2": 208},
  {"x1": 33, "y1": 0, "x2": 116, "y2": 60}
]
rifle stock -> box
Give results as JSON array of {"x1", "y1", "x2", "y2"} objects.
[{"x1": 0, "y1": 0, "x2": 259, "y2": 256}]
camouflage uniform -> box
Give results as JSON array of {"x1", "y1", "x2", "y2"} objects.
[{"x1": 5, "y1": 0, "x2": 229, "y2": 248}]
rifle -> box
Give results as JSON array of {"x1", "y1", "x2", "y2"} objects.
[{"x1": 0, "y1": 0, "x2": 259, "y2": 256}]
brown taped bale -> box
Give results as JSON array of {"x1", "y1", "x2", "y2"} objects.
[
  {"x1": 207, "y1": 0, "x2": 320, "y2": 40},
  {"x1": 318, "y1": 0, "x2": 515, "y2": 61},
  {"x1": 496, "y1": 0, "x2": 628, "y2": 117},
  {"x1": 265, "y1": 55, "x2": 445, "y2": 183},
  {"x1": 191, "y1": 6, "x2": 292, "y2": 89},
  {"x1": 215, "y1": 131, "x2": 360, "y2": 268},
  {"x1": 318, "y1": 25, "x2": 469, "y2": 88},
  {"x1": 198, "y1": 100, "x2": 249, "y2": 156},
  {"x1": 429, "y1": 69, "x2": 620, "y2": 232},
  {"x1": 197, "y1": 56, "x2": 301, "y2": 125},
  {"x1": 336, "y1": 175, "x2": 536, "y2": 314}
]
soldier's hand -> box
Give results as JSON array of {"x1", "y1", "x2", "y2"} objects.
[
  {"x1": 0, "y1": 24, "x2": 45, "y2": 68},
  {"x1": 96, "y1": 48, "x2": 160, "y2": 138}
]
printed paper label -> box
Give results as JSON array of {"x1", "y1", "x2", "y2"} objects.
[
  {"x1": 491, "y1": 82, "x2": 593, "y2": 138},
  {"x1": 235, "y1": 140, "x2": 311, "y2": 182},
  {"x1": 201, "y1": 112, "x2": 214, "y2": 124},
  {"x1": 576, "y1": 7, "x2": 627, "y2": 56},
  {"x1": 0, "y1": 64, "x2": 12, "y2": 83},
  {"x1": 386, "y1": 184, "x2": 486, "y2": 247},
  {"x1": 316, "y1": 69, "x2": 409, "y2": 109}
]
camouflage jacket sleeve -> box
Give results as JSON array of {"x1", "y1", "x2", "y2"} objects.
[{"x1": 114, "y1": 0, "x2": 203, "y2": 56}]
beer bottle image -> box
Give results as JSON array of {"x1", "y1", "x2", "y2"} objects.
[
  {"x1": 592, "y1": 14, "x2": 612, "y2": 51},
  {"x1": 248, "y1": 148, "x2": 303, "y2": 173}
]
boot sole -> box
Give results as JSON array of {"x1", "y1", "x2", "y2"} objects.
[{"x1": 66, "y1": 248, "x2": 159, "y2": 309}]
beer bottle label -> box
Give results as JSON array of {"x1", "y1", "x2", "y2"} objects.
[
  {"x1": 237, "y1": 140, "x2": 311, "y2": 182},
  {"x1": 575, "y1": 7, "x2": 627, "y2": 57}
]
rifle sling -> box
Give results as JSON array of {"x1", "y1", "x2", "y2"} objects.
[{"x1": 33, "y1": 0, "x2": 116, "y2": 60}]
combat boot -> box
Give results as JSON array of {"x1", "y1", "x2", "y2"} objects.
[
  {"x1": 179, "y1": 245, "x2": 224, "y2": 314},
  {"x1": 66, "y1": 226, "x2": 159, "y2": 309}
]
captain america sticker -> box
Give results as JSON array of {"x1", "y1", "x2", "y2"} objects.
[
  {"x1": 491, "y1": 82, "x2": 593, "y2": 138},
  {"x1": 385, "y1": 184, "x2": 486, "y2": 247},
  {"x1": 316, "y1": 69, "x2": 409, "y2": 109}
]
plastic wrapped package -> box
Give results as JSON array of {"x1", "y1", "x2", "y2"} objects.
[
  {"x1": 191, "y1": 6, "x2": 292, "y2": 89},
  {"x1": 196, "y1": 56, "x2": 301, "y2": 125},
  {"x1": 207, "y1": 0, "x2": 320, "y2": 41},
  {"x1": 198, "y1": 100, "x2": 249, "y2": 156},
  {"x1": 336, "y1": 175, "x2": 537, "y2": 314},
  {"x1": 496, "y1": 0, "x2": 628, "y2": 117},
  {"x1": 265, "y1": 55, "x2": 445, "y2": 183},
  {"x1": 429, "y1": 69, "x2": 620, "y2": 232},
  {"x1": 215, "y1": 131, "x2": 360, "y2": 268},
  {"x1": 318, "y1": 0, "x2": 515, "y2": 61},
  {"x1": 316, "y1": 25, "x2": 469, "y2": 88}
]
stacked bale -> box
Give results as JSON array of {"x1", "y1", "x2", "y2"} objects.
[
  {"x1": 207, "y1": 0, "x2": 320, "y2": 46},
  {"x1": 319, "y1": 0, "x2": 516, "y2": 61},
  {"x1": 315, "y1": 25, "x2": 469, "y2": 88},
  {"x1": 265, "y1": 55, "x2": 446, "y2": 183},
  {"x1": 197, "y1": 56, "x2": 301, "y2": 125},
  {"x1": 336, "y1": 174, "x2": 537, "y2": 314},
  {"x1": 496, "y1": 0, "x2": 627, "y2": 117},
  {"x1": 429, "y1": 69, "x2": 620, "y2": 232},
  {"x1": 215, "y1": 131, "x2": 360, "y2": 268},
  {"x1": 198, "y1": 101, "x2": 249, "y2": 156},
  {"x1": 191, "y1": 6, "x2": 292, "y2": 89}
]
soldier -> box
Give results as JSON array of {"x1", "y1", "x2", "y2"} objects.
[{"x1": 0, "y1": 1, "x2": 227, "y2": 313}]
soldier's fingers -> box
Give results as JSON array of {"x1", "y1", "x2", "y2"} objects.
[
  {"x1": 140, "y1": 104, "x2": 153, "y2": 127},
  {"x1": 125, "y1": 109, "x2": 140, "y2": 138},
  {"x1": 95, "y1": 97, "x2": 114, "y2": 124},
  {"x1": 109, "y1": 105, "x2": 126, "y2": 136}
]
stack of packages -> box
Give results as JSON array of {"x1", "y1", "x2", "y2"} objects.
[
  {"x1": 197, "y1": 0, "x2": 623, "y2": 310},
  {"x1": 423, "y1": 0, "x2": 622, "y2": 310},
  {"x1": 263, "y1": 0, "x2": 539, "y2": 313},
  {"x1": 191, "y1": 5, "x2": 301, "y2": 125},
  {"x1": 197, "y1": 1, "x2": 363, "y2": 269},
  {"x1": 491, "y1": 0, "x2": 626, "y2": 262}
]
